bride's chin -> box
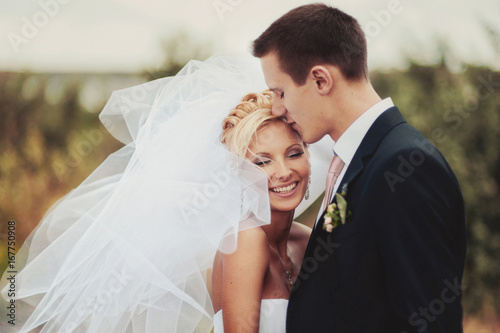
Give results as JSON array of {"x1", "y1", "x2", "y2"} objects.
[{"x1": 269, "y1": 194, "x2": 304, "y2": 212}]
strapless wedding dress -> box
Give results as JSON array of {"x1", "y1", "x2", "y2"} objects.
[{"x1": 213, "y1": 299, "x2": 288, "y2": 332}]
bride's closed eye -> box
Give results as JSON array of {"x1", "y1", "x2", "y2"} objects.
[
  {"x1": 253, "y1": 157, "x2": 271, "y2": 166},
  {"x1": 287, "y1": 150, "x2": 304, "y2": 159},
  {"x1": 253, "y1": 147, "x2": 305, "y2": 165}
]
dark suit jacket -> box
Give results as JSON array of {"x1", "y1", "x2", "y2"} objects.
[{"x1": 287, "y1": 107, "x2": 467, "y2": 332}]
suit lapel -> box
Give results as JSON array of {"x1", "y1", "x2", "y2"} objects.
[
  {"x1": 292, "y1": 107, "x2": 407, "y2": 297},
  {"x1": 336, "y1": 106, "x2": 406, "y2": 191},
  {"x1": 313, "y1": 107, "x2": 406, "y2": 228}
]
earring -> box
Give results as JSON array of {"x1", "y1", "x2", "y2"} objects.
[{"x1": 305, "y1": 173, "x2": 311, "y2": 200}]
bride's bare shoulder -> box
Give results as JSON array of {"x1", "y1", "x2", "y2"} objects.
[
  {"x1": 290, "y1": 222, "x2": 312, "y2": 242},
  {"x1": 211, "y1": 227, "x2": 270, "y2": 311},
  {"x1": 222, "y1": 227, "x2": 270, "y2": 262},
  {"x1": 213, "y1": 227, "x2": 269, "y2": 271}
]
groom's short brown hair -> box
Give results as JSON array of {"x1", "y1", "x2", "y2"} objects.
[{"x1": 252, "y1": 4, "x2": 367, "y2": 85}]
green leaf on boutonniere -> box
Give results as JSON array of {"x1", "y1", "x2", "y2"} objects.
[
  {"x1": 334, "y1": 192, "x2": 348, "y2": 225},
  {"x1": 323, "y1": 183, "x2": 351, "y2": 233}
]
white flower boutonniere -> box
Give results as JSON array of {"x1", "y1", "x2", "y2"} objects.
[{"x1": 323, "y1": 184, "x2": 351, "y2": 233}]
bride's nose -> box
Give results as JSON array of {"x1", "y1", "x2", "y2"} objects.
[{"x1": 271, "y1": 161, "x2": 292, "y2": 182}]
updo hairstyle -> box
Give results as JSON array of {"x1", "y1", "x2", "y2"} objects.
[{"x1": 221, "y1": 90, "x2": 287, "y2": 157}]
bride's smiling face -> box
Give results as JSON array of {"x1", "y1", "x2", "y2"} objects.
[{"x1": 246, "y1": 121, "x2": 310, "y2": 212}]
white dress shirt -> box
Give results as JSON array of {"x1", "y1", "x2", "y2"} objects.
[{"x1": 317, "y1": 97, "x2": 395, "y2": 222}]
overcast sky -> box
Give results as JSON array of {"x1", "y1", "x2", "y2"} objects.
[{"x1": 1, "y1": 0, "x2": 500, "y2": 73}]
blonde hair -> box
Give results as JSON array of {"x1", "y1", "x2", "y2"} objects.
[{"x1": 221, "y1": 90, "x2": 286, "y2": 157}]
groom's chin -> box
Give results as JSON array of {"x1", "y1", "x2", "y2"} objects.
[{"x1": 303, "y1": 134, "x2": 325, "y2": 145}]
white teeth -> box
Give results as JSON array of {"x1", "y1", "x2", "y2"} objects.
[{"x1": 271, "y1": 183, "x2": 297, "y2": 193}]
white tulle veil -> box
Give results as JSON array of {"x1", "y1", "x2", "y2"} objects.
[{"x1": 1, "y1": 55, "x2": 333, "y2": 332}]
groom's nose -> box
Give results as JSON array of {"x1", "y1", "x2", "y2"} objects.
[{"x1": 272, "y1": 99, "x2": 287, "y2": 118}]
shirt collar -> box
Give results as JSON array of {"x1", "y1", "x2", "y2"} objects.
[{"x1": 333, "y1": 98, "x2": 394, "y2": 165}]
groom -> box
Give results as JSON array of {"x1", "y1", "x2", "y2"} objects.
[{"x1": 253, "y1": 4, "x2": 466, "y2": 333}]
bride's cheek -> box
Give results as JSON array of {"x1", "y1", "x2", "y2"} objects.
[{"x1": 293, "y1": 159, "x2": 310, "y2": 174}]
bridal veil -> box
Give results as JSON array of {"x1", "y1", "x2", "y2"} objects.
[{"x1": 1, "y1": 55, "x2": 332, "y2": 332}]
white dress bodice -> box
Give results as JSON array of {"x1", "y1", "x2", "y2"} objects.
[{"x1": 213, "y1": 299, "x2": 288, "y2": 333}]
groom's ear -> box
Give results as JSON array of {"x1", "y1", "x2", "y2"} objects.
[{"x1": 309, "y1": 65, "x2": 334, "y2": 95}]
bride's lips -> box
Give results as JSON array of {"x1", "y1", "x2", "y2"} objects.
[{"x1": 269, "y1": 181, "x2": 300, "y2": 198}]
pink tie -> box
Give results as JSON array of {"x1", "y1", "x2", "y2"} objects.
[{"x1": 322, "y1": 155, "x2": 345, "y2": 210}]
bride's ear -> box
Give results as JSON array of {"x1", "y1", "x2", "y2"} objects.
[{"x1": 309, "y1": 65, "x2": 334, "y2": 96}]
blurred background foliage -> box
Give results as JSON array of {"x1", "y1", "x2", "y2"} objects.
[{"x1": 0, "y1": 34, "x2": 499, "y2": 327}]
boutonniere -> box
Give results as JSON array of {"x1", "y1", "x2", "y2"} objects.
[{"x1": 323, "y1": 184, "x2": 351, "y2": 233}]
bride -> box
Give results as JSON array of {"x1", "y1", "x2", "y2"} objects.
[
  {"x1": 213, "y1": 90, "x2": 312, "y2": 332},
  {"x1": 1, "y1": 55, "x2": 332, "y2": 332}
]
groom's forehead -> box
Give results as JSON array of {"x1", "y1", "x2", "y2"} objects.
[{"x1": 260, "y1": 53, "x2": 287, "y2": 86}]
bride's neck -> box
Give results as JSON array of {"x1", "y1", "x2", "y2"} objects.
[{"x1": 262, "y1": 209, "x2": 295, "y2": 255}]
